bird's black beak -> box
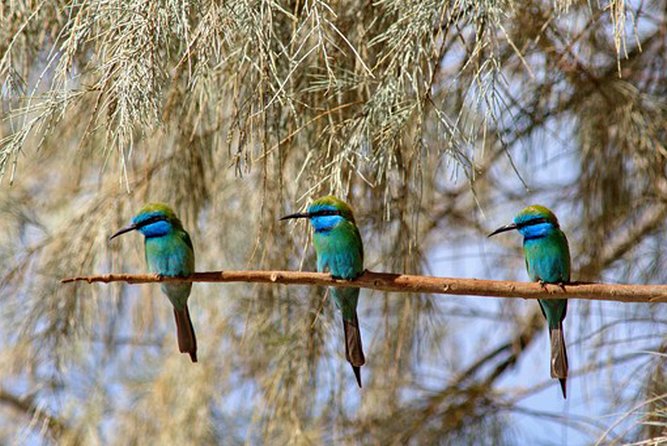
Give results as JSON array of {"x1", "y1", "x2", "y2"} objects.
[
  {"x1": 109, "y1": 223, "x2": 138, "y2": 240},
  {"x1": 280, "y1": 212, "x2": 311, "y2": 221},
  {"x1": 488, "y1": 223, "x2": 518, "y2": 237}
]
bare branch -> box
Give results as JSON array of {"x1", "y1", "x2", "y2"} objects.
[{"x1": 61, "y1": 270, "x2": 667, "y2": 303}]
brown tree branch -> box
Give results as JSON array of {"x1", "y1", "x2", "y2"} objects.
[
  {"x1": 61, "y1": 270, "x2": 667, "y2": 303},
  {"x1": 0, "y1": 389, "x2": 70, "y2": 440}
]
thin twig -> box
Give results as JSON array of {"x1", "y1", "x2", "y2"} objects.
[
  {"x1": 61, "y1": 270, "x2": 667, "y2": 303},
  {"x1": 0, "y1": 388, "x2": 70, "y2": 440}
]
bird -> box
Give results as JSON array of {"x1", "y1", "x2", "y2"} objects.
[
  {"x1": 110, "y1": 203, "x2": 197, "y2": 362},
  {"x1": 488, "y1": 204, "x2": 570, "y2": 398},
  {"x1": 281, "y1": 195, "x2": 366, "y2": 387}
]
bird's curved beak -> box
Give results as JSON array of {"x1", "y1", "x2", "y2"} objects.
[
  {"x1": 280, "y1": 212, "x2": 311, "y2": 221},
  {"x1": 488, "y1": 223, "x2": 518, "y2": 237},
  {"x1": 109, "y1": 223, "x2": 138, "y2": 240}
]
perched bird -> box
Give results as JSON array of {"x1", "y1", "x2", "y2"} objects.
[
  {"x1": 281, "y1": 196, "x2": 366, "y2": 387},
  {"x1": 110, "y1": 203, "x2": 197, "y2": 362},
  {"x1": 489, "y1": 205, "x2": 570, "y2": 398}
]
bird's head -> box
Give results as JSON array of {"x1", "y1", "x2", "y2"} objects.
[
  {"x1": 110, "y1": 203, "x2": 182, "y2": 240},
  {"x1": 280, "y1": 195, "x2": 356, "y2": 232},
  {"x1": 488, "y1": 205, "x2": 560, "y2": 239}
]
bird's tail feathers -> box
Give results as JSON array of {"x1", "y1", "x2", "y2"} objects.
[
  {"x1": 549, "y1": 322, "x2": 568, "y2": 398},
  {"x1": 342, "y1": 314, "x2": 365, "y2": 388},
  {"x1": 173, "y1": 305, "x2": 198, "y2": 363}
]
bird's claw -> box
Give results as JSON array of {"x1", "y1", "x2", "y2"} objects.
[
  {"x1": 154, "y1": 273, "x2": 165, "y2": 281},
  {"x1": 537, "y1": 280, "x2": 567, "y2": 293}
]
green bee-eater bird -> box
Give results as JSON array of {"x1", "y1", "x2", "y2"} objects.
[
  {"x1": 281, "y1": 195, "x2": 366, "y2": 387},
  {"x1": 110, "y1": 203, "x2": 197, "y2": 362},
  {"x1": 489, "y1": 205, "x2": 570, "y2": 398}
]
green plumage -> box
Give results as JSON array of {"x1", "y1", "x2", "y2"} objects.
[
  {"x1": 144, "y1": 229, "x2": 195, "y2": 311},
  {"x1": 489, "y1": 204, "x2": 571, "y2": 398},
  {"x1": 281, "y1": 195, "x2": 366, "y2": 387},
  {"x1": 111, "y1": 203, "x2": 198, "y2": 362},
  {"x1": 313, "y1": 219, "x2": 364, "y2": 321}
]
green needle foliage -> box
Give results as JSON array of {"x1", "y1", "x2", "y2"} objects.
[{"x1": 1, "y1": 0, "x2": 666, "y2": 444}]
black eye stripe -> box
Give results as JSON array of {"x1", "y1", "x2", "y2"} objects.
[
  {"x1": 311, "y1": 210, "x2": 342, "y2": 217},
  {"x1": 137, "y1": 215, "x2": 167, "y2": 228},
  {"x1": 516, "y1": 217, "x2": 550, "y2": 229}
]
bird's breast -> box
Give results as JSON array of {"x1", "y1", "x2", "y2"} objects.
[
  {"x1": 313, "y1": 232, "x2": 363, "y2": 280},
  {"x1": 145, "y1": 236, "x2": 194, "y2": 277},
  {"x1": 144, "y1": 235, "x2": 194, "y2": 307},
  {"x1": 523, "y1": 237, "x2": 570, "y2": 283}
]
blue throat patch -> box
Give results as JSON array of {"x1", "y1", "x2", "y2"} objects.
[
  {"x1": 517, "y1": 221, "x2": 556, "y2": 240},
  {"x1": 137, "y1": 219, "x2": 172, "y2": 238},
  {"x1": 310, "y1": 214, "x2": 344, "y2": 233}
]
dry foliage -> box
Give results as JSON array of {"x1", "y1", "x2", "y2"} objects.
[{"x1": 1, "y1": 0, "x2": 666, "y2": 444}]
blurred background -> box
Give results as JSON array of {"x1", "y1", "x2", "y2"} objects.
[{"x1": 1, "y1": 0, "x2": 666, "y2": 444}]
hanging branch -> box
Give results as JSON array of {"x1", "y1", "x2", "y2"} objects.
[{"x1": 60, "y1": 270, "x2": 667, "y2": 303}]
